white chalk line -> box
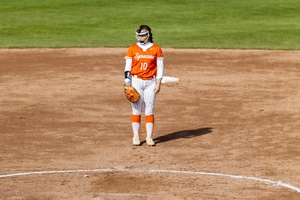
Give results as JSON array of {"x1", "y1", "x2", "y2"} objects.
[{"x1": 0, "y1": 168, "x2": 299, "y2": 193}]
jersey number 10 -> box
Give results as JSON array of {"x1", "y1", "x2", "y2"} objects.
[{"x1": 140, "y1": 62, "x2": 148, "y2": 70}]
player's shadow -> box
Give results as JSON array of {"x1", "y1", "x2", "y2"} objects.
[{"x1": 154, "y1": 127, "x2": 213, "y2": 144}]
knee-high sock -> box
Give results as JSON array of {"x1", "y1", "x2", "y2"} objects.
[
  {"x1": 132, "y1": 114, "x2": 141, "y2": 137},
  {"x1": 145, "y1": 115, "x2": 154, "y2": 138}
]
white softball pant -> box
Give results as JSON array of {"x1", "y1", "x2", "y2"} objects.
[{"x1": 131, "y1": 76, "x2": 156, "y2": 115}]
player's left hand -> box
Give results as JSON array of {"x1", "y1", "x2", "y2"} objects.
[{"x1": 154, "y1": 83, "x2": 161, "y2": 94}]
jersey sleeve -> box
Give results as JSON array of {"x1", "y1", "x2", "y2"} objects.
[
  {"x1": 125, "y1": 45, "x2": 134, "y2": 59},
  {"x1": 156, "y1": 45, "x2": 164, "y2": 58}
]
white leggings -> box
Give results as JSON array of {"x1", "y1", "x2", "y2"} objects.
[{"x1": 131, "y1": 76, "x2": 156, "y2": 115}]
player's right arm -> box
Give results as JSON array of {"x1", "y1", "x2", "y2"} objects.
[
  {"x1": 124, "y1": 46, "x2": 134, "y2": 86},
  {"x1": 124, "y1": 57, "x2": 132, "y2": 86}
]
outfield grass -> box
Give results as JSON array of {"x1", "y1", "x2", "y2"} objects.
[{"x1": 0, "y1": 0, "x2": 300, "y2": 49}]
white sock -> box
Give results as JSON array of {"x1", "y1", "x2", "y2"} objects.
[
  {"x1": 132, "y1": 122, "x2": 140, "y2": 137},
  {"x1": 146, "y1": 123, "x2": 153, "y2": 138}
]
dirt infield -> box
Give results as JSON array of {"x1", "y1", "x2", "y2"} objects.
[{"x1": 0, "y1": 48, "x2": 299, "y2": 199}]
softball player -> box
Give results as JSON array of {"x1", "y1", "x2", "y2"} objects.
[{"x1": 124, "y1": 25, "x2": 164, "y2": 146}]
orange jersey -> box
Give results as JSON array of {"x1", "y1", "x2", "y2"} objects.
[{"x1": 125, "y1": 44, "x2": 163, "y2": 79}]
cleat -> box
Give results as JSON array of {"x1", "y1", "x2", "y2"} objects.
[
  {"x1": 132, "y1": 136, "x2": 141, "y2": 146},
  {"x1": 146, "y1": 137, "x2": 155, "y2": 146}
]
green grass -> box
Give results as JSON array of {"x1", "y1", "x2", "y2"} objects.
[{"x1": 0, "y1": 0, "x2": 300, "y2": 49}]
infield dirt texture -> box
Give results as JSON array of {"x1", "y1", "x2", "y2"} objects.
[{"x1": 0, "y1": 48, "x2": 299, "y2": 199}]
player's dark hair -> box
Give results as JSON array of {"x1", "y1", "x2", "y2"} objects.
[{"x1": 136, "y1": 25, "x2": 153, "y2": 43}]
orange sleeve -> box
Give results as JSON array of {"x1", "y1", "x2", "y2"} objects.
[
  {"x1": 125, "y1": 45, "x2": 135, "y2": 58},
  {"x1": 155, "y1": 44, "x2": 163, "y2": 58}
]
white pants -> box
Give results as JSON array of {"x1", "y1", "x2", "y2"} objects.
[{"x1": 131, "y1": 76, "x2": 156, "y2": 115}]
